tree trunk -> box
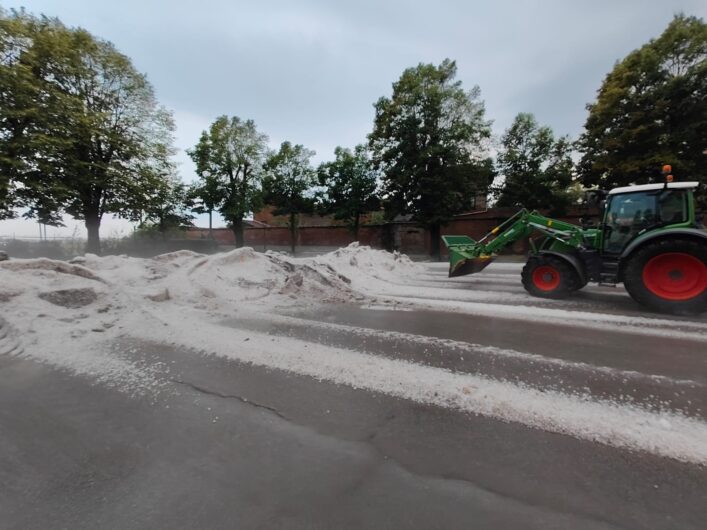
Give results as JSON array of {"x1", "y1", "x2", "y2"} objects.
[
  {"x1": 85, "y1": 215, "x2": 101, "y2": 255},
  {"x1": 289, "y1": 212, "x2": 296, "y2": 255},
  {"x1": 208, "y1": 210, "x2": 213, "y2": 240},
  {"x1": 429, "y1": 223, "x2": 441, "y2": 260},
  {"x1": 159, "y1": 215, "x2": 167, "y2": 241},
  {"x1": 232, "y1": 218, "x2": 245, "y2": 247},
  {"x1": 382, "y1": 222, "x2": 394, "y2": 252},
  {"x1": 353, "y1": 213, "x2": 360, "y2": 242}
]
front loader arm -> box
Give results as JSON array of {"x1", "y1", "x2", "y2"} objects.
[{"x1": 442, "y1": 210, "x2": 586, "y2": 277}]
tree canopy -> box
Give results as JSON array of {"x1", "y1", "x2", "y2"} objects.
[
  {"x1": 577, "y1": 14, "x2": 707, "y2": 192},
  {"x1": 262, "y1": 141, "x2": 316, "y2": 253},
  {"x1": 137, "y1": 175, "x2": 193, "y2": 238},
  {"x1": 0, "y1": 8, "x2": 176, "y2": 253},
  {"x1": 188, "y1": 116, "x2": 268, "y2": 247},
  {"x1": 495, "y1": 113, "x2": 575, "y2": 214},
  {"x1": 368, "y1": 59, "x2": 493, "y2": 256},
  {"x1": 188, "y1": 173, "x2": 223, "y2": 237},
  {"x1": 317, "y1": 145, "x2": 379, "y2": 240}
]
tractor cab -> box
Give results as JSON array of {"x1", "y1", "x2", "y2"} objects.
[{"x1": 601, "y1": 181, "x2": 698, "y2": 255}]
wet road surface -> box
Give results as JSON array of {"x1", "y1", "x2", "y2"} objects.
[{"x1": 1, "y1": 261, "x2": 706, "y2": 529}]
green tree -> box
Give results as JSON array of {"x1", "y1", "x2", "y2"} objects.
[
  {"x1": 317, "y1": 145, "x2": 379, "y2": 240},
  {"x1": 0, "y1": 9, "x2": 176, "y2": 253},
  {"x1": 188, "y1": 173, "x2": 222, "y2": 239},
  {"x1": 368, "y1": 59, "x2": 493, "y2": 257},
  {"x1": 138, "y1": 175, "x2": 194, "y2": 239},
  {"x1": 0, "y1": 8, "x2": 49, "y2": 221},
  {"x1": 495, "y1": 113, "x2": 575, "y2": 214},
  {"x1": 188, "y1": 117, "x2": 268, "y2": 247},
  {"x1": 262, "y1": 141, "x2": 316, "y2": 254},
  {"x1": 578, "y1": 14, "x2": 706, "y2": 192}
]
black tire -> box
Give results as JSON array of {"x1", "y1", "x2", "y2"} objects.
[
  {"x1": 537, "y1": 242, "x2": 586, "y2": 291},
  {"x1": 623, "y1": 238, "x2": 707, "y2": 315},
  {"x1": 572, "y1": 277, "x2": 589, "y2": 291},
  {"x1": 521, "y1": 255, "x2": 580, "y2": 299}
]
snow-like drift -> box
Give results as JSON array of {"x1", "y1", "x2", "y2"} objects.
[
  {"x1": 135, "y1": 308, "x2": 707, "y2": 465},
  {"x1": 0, "y1": 244, "x2": 409, "y2": 386},
  {"x1": 1, "y1": 244, "x2": 706, "y2": 464}
]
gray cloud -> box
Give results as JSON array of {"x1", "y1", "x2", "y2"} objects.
[{"x1": 17, "y1": 1, "x2": 707, "y2": 157}]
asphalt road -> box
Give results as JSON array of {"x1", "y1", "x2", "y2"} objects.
[{"x1": 1, "y1": 261, "x2": 706, "y2": 529}]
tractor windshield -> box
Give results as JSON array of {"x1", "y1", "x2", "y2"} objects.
[{"x1": 603, "y1": 189, "x2": 688, "y2": 253}]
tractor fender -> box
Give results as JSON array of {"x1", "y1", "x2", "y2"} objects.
[
  {"x1": 620, "y1": 228, "x2": 707, "y2": 259},
  {"x1": 537, "y1": 250, "x2": 587, "y2": 285}
]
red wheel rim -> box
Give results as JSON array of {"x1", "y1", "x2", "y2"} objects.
[
  {"x1": 642, "y1": 253, "x2": 707, "y2": 301},
  {"x1": 532, "y1": 265, "x2": 561, "y2": 291}
]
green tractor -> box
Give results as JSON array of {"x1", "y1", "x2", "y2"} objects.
[{"x1": 442, "y1": 171, "x2": 706, "y2": 314}]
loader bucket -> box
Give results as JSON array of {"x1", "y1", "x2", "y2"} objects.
[
  {"x1": 441, "y1": 235, "x2": 496, "y2": 278},
  {"x1": 449, "y1": 254, "x2": 496, "y2": 277}
]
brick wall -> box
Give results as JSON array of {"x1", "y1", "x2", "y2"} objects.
[
  {"x1": 186, "y1": 206, "x2": 601, "y2": 256},
  {"x1": 185, "y1": 227, "x2": 235, "y2": 245},
  {"x1": 253, "y1": 206, "x2": 382, "y2": 228}
]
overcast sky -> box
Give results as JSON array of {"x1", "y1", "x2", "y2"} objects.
[{"x1": 1, "y1": 0, "x2": 705, "y2": 237}]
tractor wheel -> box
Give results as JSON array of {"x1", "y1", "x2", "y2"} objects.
[
  {"x1": 623, "y1": 238, "x2": 707, "y2": 314},
  {"x1": 572, "y1": 277, "x2": 589, "y2": 292},
  {"x1": 521, "y1": 255, "x2": 580, "y2": 299}
]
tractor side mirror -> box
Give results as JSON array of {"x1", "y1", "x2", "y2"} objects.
[
  {"x1": 580, "y1": 217, "x2": 595, "y2": 229},
  {"x1": 583, "y1": 190, "x2": 607, "y2": 224},
  {"x1": 584, "y1": 189, "x2": 608, "y2": 208}
]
